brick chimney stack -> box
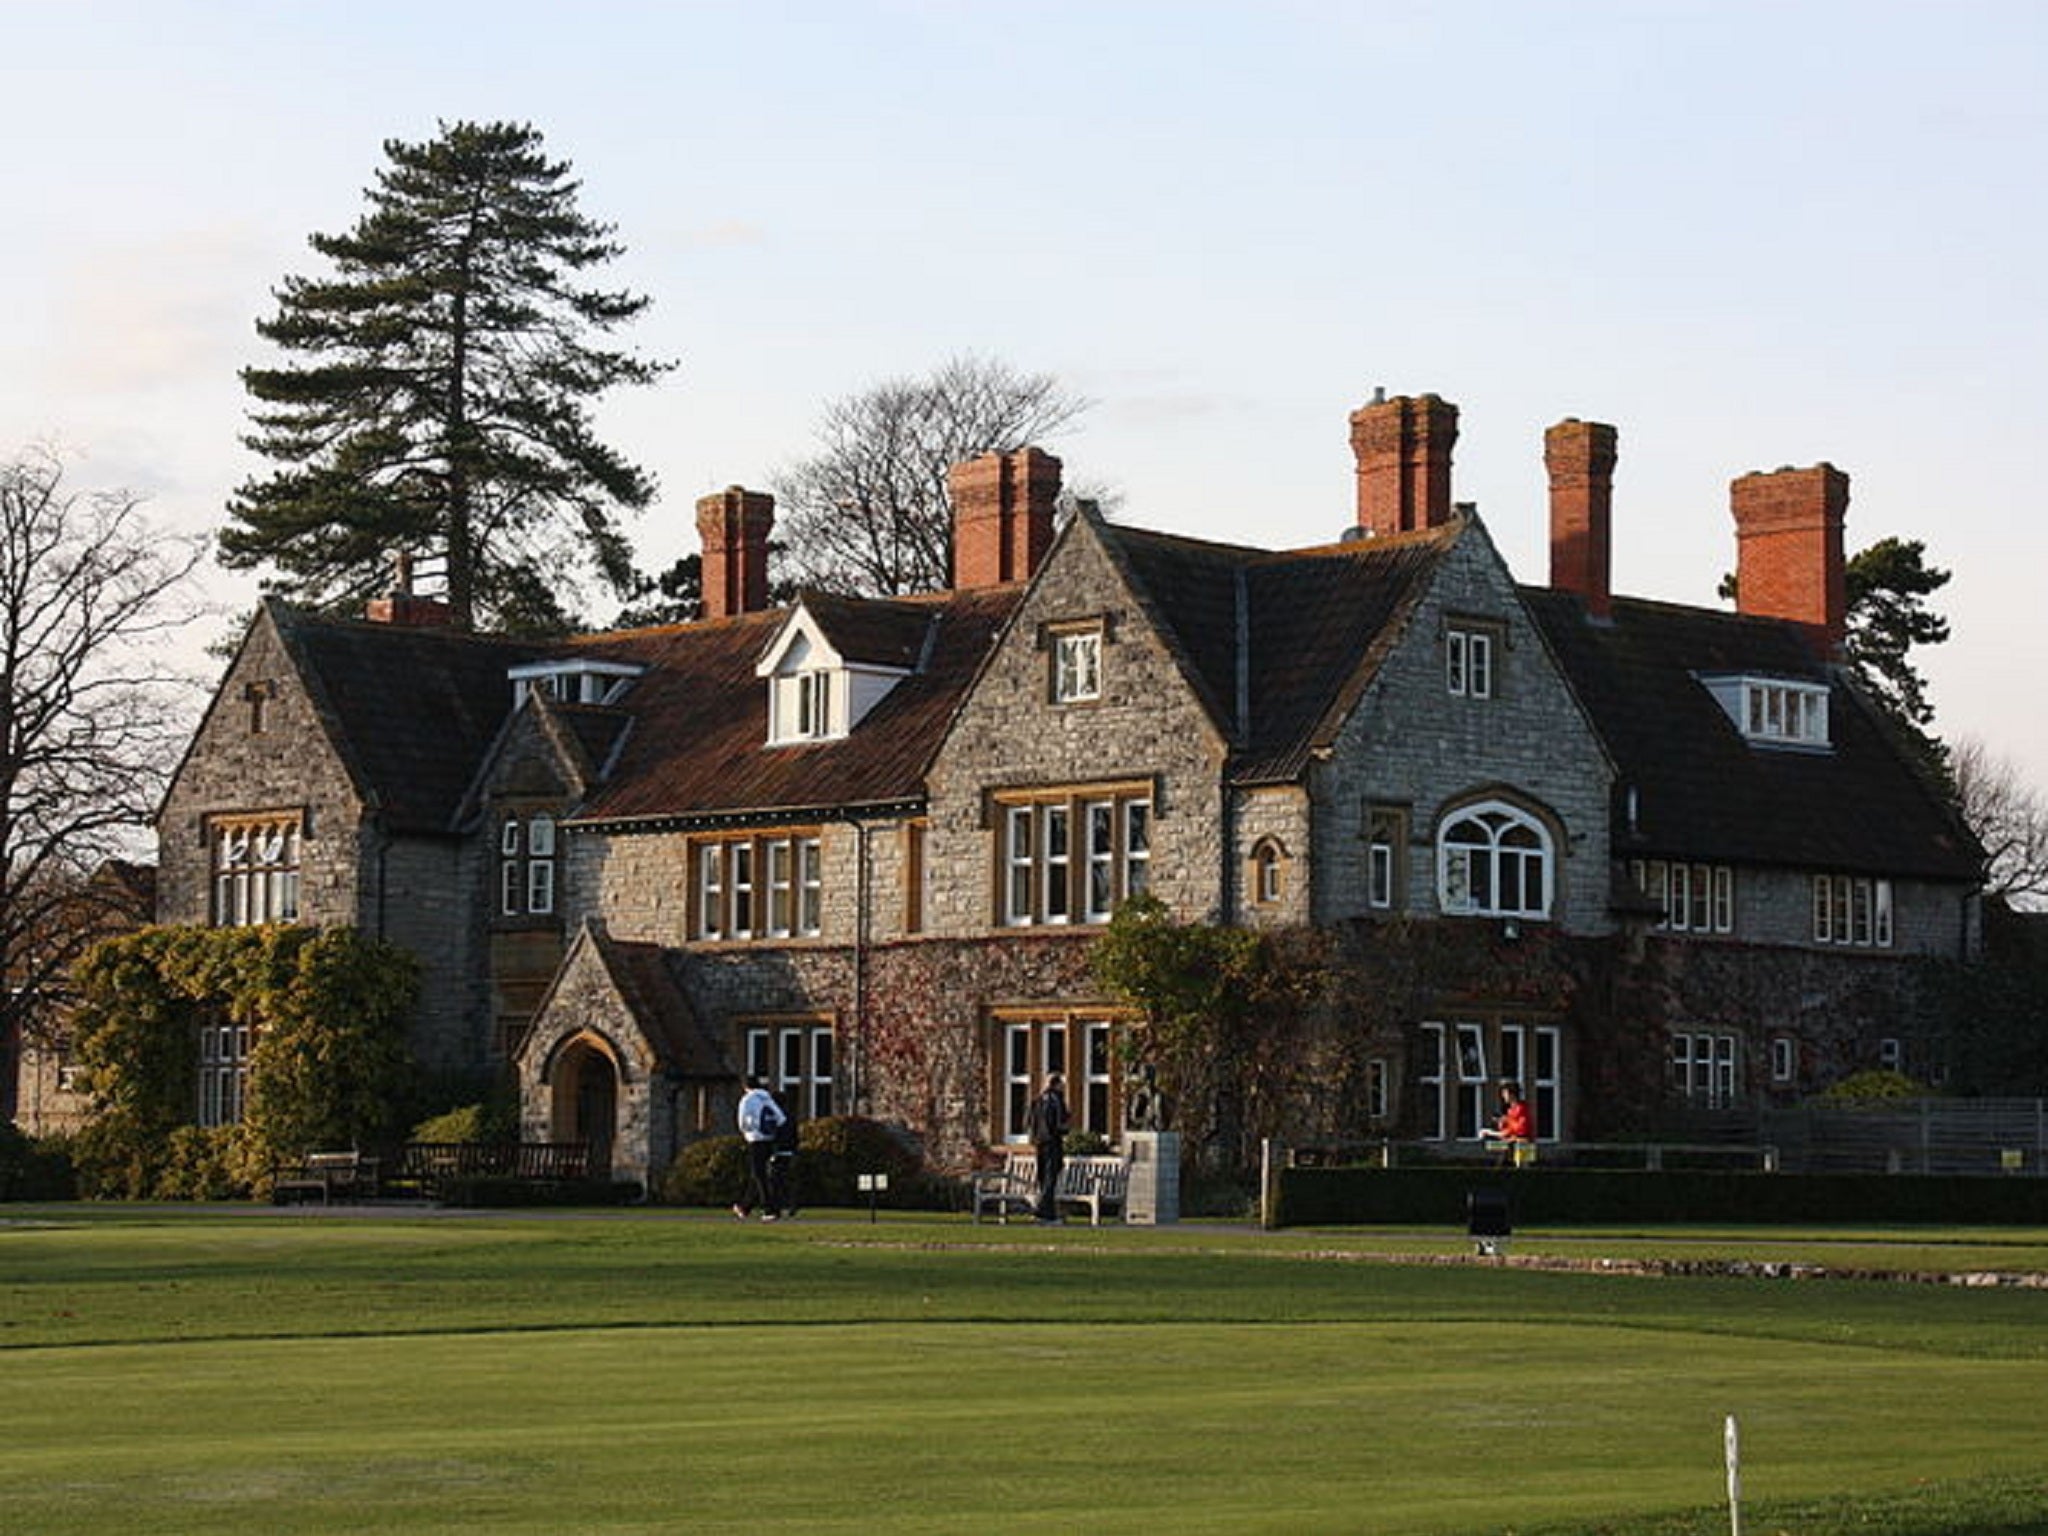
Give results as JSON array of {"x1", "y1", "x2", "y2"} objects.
[
  {"x1": 1730, "y1": 463, "x2": 1849, "y2": 651},
  {"x1": 1545, "y1": 418, "x2": 1619, "y2": 619},
  {"x1": 949, "y1": 447, "x2": 1061, "y2": 589},
  {"x1": 697, "y1": 486, "x2": 776, "y2": 621},
  {"x1": 1349, "y1": 392, "x2": 1459, "y2": 538}
]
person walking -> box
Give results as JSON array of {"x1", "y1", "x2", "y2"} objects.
[
  {"x1": 734, "y1": 1075, "x2": 789, "y2": 1220},
  {"x1": 1027, "y1": 1071, "x2": 1070, "y2": 1224}
]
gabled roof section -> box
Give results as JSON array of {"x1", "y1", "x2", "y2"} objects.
[
  {"x1": 1103, "y1": 518, "x2": 1462, "y2": 784},
  {"x1": 1523, "y1": 587, "x2": 1981, "y2": 881},
  {"x1": 586, "y1": 925, "x2": 729, "y2": 1078},
  {"x1": 790, "y1": 589, "x2": 932, "y2": 671},
  {"x1": 567, "y1": 588, "x2": 1021, "y2": 826},
  {"x1": 275, "y1": 603, "x2": 551, "y2": 834}
]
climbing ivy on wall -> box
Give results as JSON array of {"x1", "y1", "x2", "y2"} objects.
[{"x1": 66, "y1": 925, "x2": 419, "y2": 1198}]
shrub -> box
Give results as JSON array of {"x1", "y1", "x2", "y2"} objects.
[
  {"x1": 153, "y1": 1126, "x2": 256, "y2": 1201},
  {"x1": 410, "y1": 1100, "x2": 518, "y2": 1144},
  {"x1": 0, "y1": 1123, "x2": 76, "y2": 1201},
  {"x1": 657, "y1": 1134, "x2": 750, "y2": 1207},
  {"x1": 792, "y1": 1116, "x2": 938, "y2": 1209},
  {"x1": 656, "y1": 1117, "x2": 953, "y2": 1210},
  {"x1": 1821, "y1": 1069, "x2": 1925, "y2": 1104}
]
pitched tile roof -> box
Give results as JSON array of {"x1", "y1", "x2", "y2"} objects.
[
  {"x1": 277, "y1": 603, "x2": 549, "y2": 834},
  {"x1": 1522, "y1": 588, "x2": 1981, "y2": 881},
  {"x1": 1105, "y1": 520, "x2": 1460, "y2": 784},
  {"x1": 797, "y1": 590, "x2": 934, "y2": 670},
  {"x1": 564, "y1": 586, "x2": 1022, "y2": 826}
]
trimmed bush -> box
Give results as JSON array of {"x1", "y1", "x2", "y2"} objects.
[{"x1": 657, "y1": 1116, "x2": 955, "y2": 1210}]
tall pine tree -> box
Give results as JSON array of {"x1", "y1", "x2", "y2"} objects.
[{"x1": 223, "y1": 121, "x2": 671, "y2": 633}]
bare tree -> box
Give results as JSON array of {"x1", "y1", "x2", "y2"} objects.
[
  {"x1": 0, "y1": 448, "x2": 206, "y2": 1074},
  {"x1": 1951, "y1": 735, "x2": 2048, "y2": 909},
  {"x1": 772, "y1": 355, "x2": 1094, "y2": 596}
]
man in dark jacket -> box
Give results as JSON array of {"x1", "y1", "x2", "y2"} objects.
[{"x1": 1027, "y1": 1071, "x2": 1070, "y2": 1224}]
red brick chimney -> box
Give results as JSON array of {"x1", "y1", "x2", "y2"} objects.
[
  {"x1": 1730, "y1": 464, "x2": 1849, "y2": 651},
  {"x1": 697, "y1": 486, "x2": 775, "y2": 621},
  {"x1": 1349, "y1": 392, "x2": 1459, "y2": 538},
  {"x1": 1545, "y1": 418, "x2": 1619, "y2": 619},
  {"x1": 950, "y1": 447, "x2": 1061, "y2": 589},
  {"x1": 365, "y1": 551, "x2": 453, "y2": 627}
]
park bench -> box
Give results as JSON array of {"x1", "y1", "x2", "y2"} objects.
[
  {"x1": 271, "y1": 1149, "x2": 378, "y2": 1205},
  {"x1": 1056, "y1": 1156, "x2": 1130, "y2": 1226},
  {"x1": 386, "y1": 1141, "x2": 591, "y2": 1200},
  {"x1": 970, "y1": 1151, "x2": 1129, "y2": 1225}
]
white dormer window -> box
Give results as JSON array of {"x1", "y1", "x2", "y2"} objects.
[
  {"x1": 509, "y1": 658, "x2": 642, "y2": 708},
  {"x1": 796, "y1": 668, "x2": 832, "y2": 739},
  {"x1": 1700, "y1": 674, "x2": 1831, "y2": 748},
  {"x1": 756, "y1": 601, "x2": 913, "y2": 747}
]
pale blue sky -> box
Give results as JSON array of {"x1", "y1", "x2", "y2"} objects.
[{"x1": 6, "y1": 1, "x2": 2047, "y2": 789}]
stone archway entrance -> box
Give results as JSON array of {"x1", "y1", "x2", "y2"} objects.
[{"x1": 551, "y1": 1035, "x2": 619, "y2": 1178}]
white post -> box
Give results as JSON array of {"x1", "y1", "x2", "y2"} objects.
[{"x1": 1725, "y1": 1414, "x2": 1741, "y2": 1536}]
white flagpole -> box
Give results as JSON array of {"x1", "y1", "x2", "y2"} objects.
[{"x1": 1725, "y1": 1414, "x2": 1742, "y2": 1536}]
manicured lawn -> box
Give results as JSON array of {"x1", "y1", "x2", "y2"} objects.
[{"x1": 4, "y1": 1206, "x2": 2047, "y2": 1534}]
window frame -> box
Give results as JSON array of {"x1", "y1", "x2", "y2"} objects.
[
  {"x1": 1445, "y1": 622, "x2": 1498, "y2": 700},
  {"x1": 210, "y1": 813, "x2": 303, "y2": 928},
  {"x1": 994, "y1": 783, "x2": 1153, "y2": 929},
  {"x1": 693, "y1": 831, "x2": 826, "y2": 944},
  {"x1": 1051, "y1": 626, "x2": 1104, "y2": 705},
  {"x1": 1437, "y1": 800, "x2": 1554, "y2": 920}
]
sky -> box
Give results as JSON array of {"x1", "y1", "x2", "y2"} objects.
[{"x1": 5, "y1": 0, "x2": 2047, "y2": 793}]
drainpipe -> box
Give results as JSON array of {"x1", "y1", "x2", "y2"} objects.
[{"x1": 852, "y1": 817, "x2": 872, "y2": 1115}]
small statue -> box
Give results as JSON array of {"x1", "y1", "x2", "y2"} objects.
[{"x1": 1126, "y1": 1062, "x2": 1168, "y2": 1131}]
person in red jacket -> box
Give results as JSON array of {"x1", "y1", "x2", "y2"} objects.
[{"x1": 1482, "y1": 1082, "x2": 1535, "y2": 1157}]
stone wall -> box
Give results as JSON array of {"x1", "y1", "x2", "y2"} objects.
[
  {"x1": 1311, "y1": 521, "x2": 1614, "y2": 934},
  {"x1": 925, "y1": 516, "x2": 1230, "y2": 934}
]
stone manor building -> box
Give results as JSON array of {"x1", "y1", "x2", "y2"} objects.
[{"x1": 135, "y1": 392, "x2": 1981, "y2": 1187}]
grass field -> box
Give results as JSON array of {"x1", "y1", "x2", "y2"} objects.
[{"x1": 4, "y1": 1206, "x2": 2048, "y2": 1534}]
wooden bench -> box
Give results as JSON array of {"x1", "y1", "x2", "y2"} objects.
[
  {"x1": 970, "y1": 1150, "x2": 1040, "y2": 1223},
  {"x1": 272, "y1": 1150, "x2": 378, "y2": 1205},
  {"x1": 970, "y1": 1152, "x2": 1130, "y2": 1225},
  {"x1": 1056, "y1": 1156, "x2": 1130, "y2": 1226}
]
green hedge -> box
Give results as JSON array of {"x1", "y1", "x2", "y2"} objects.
[{"x1": 1274, "y1": 1166, "x2": 2048, "y2": 1228}]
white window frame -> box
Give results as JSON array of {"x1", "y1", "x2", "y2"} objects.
[
  {"x1": 1438, "y1": 801, "x2": 1552, "y2": 919},
  {"x1": 1811, "y1": 874, "x2": 1895, "y2": 949},
  {"x1": 999, "y1": 790, "x2": 1151, "y2": 927},
  {"x1": 212, "y1": 816, "x2": 302, "y2": 928},
  {"x1": 1770, "y1": 1036, "x2": 1796, "y2": 1085},
  {"x1": 1053, "y1": 629, "x2": 1103, "y2": 704},
  {"x1": 1672, "y1": 1030, "x2": 1740, "y2": 1109},
  {"x1": 698, "y1": 845, "x2": 725, "y2": 940},
  {"x1": 1417, "y1": 1023, "x2": 1447, "y2": 1142},
  {"x1": 798, "y1": 837, "x2": 823, "y2": 937},
  {"x1": 1447, "y1": 626, "x2": 1495, "y2": 699}
]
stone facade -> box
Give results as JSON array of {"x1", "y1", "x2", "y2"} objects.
[{"x1": 127, "y1": 399, "x2": 1989, "y2": 1191}]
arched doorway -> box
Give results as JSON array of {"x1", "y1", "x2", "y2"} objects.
[{"x1": 550, "y1": 1034, "x2": 620, "y2": 1178}]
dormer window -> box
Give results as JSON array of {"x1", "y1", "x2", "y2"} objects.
[
  {"x1": 509, "y1": 659, "x2": 641, "y2": 708},
  {"x1": 795, "y1": 668, "x2": 832, "y2": 740},
  {"x1": 1700, "y1": 674, "x2": 1831, "y2": 749},
  {"x1": 757, "y1": 599, "x2": 915, "y2": 747}
]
